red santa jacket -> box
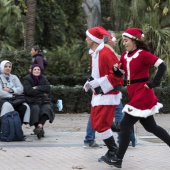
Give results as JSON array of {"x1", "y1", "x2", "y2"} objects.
[{"x1": 90, "y1": 43, "x2": 123, "y2": 106}]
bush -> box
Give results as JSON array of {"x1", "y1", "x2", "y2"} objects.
[
  {"x1": 51, "y1": 86, "x2": 170, "y2": 113},
  {"x1": 47, "y1": 75, "x2": 88, "y2": 86}
]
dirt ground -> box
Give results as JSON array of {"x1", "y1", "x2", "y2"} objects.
[
  {"x1": 44, "y1": 113, "x2": 89, "y2": 132},
  {"x1": 44, "y1": 113, "x2": 170, "y2": 135}
]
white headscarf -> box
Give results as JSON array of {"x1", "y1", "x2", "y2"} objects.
[{"x1": 0, "y1": 60, "x2": 12, "y2": 73}]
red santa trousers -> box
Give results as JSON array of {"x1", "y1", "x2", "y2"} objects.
[{"x1": 90, "y1": 105, "x2": 116, "y2": 133}]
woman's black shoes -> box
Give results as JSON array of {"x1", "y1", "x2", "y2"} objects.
[
  {"x1": 34, "y1": 128, "x2": 45, "y2": 139},
  {"x1": 103, "y1": 154, "x2": 122, "y2": 168}
]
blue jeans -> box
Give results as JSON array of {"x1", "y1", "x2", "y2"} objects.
[{"x1": 84, "y1": 101, "x2": 124, "y2": 144}]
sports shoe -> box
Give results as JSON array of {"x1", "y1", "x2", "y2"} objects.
[
  {"x1": 98, "y1": 149, "x2": 117, "y2": 162},
  {"x1": 83, "y1": 141, "x2": 99, "y2": 148},
  {"x1": 103, "y1": 154, "x2": 122, "y2": 168},
  {"x1": 56, "y1": 99, "x2": 63, "y2": 111}
]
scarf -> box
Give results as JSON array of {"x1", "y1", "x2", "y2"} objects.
[{"x1": 30, "y1": 64, "x2": 42, "y2": 86}]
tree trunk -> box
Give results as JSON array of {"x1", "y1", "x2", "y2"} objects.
[
  {"x1": 24, "y1": 0, "x2": 37, "y2": 51},
  {"x1": 82, "y1": 0, "x2": 101, "y2": 29}
]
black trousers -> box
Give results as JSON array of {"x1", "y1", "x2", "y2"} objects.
[
  {"x1": 117, "y1": 113, "x2": 170, "y2": 159},
  {"x1": 15, "y1": 104, "x2": 27, "y2": 124},
  {"x1": 34, "y1": 114, "x2": 49, "y2": 128}
]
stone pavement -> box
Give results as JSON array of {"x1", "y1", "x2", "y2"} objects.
[{"x1": 0, "y1": 113, "x2": 170, "y2": 170}]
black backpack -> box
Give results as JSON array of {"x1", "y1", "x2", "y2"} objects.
[{"x1": 0, "y1": 111, "x2": 25, "y2": 142}]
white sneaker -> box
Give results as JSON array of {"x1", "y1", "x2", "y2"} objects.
[
  {"x1": 83, "y1": 141, "x2": 99, "y2": 148},
  {"x1": 56, "y1": 100, "x2": 63, "y2": 111}
]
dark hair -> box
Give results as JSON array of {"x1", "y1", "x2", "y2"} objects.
[
  {"x1": 32, "y1": 45, "x2": 41, "y2": 52},
  {"x1": 124, "y1": 35, "x2": 150, "y2": 51},
  {"x1": 135, "y1": 40, "x2": 150, "y2": 51},
  {"x1": 104, "y1": 35, "x2": 109, "y2": 43}
]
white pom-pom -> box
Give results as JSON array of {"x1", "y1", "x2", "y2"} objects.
[{"x1": 112, "y1": 37, "x2": 117, "y2": 42}]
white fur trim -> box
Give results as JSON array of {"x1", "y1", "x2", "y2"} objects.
[
  {"x1": 86, "y1": 30, "x2": 104, "y2": 44},
  {"x1": 154, "y1": 58, "x2": 163, "y2": 67},
  {"x1": 98, "y1": 76, "x2": 113, "y2": 94},
  {"x1": 124, "y1": 50, "x2": 142, "y2": 80},
  {"x1": 112, "y1": 37, "x2": 116, "y2": 42},
  {"x1": 91, "y1": 43, "x2": 105, "y2": 78},
  {"x1": 91, "y1": 92, "x2": 122, "y2": 107},
  {"x1": 100, "y1": 129, "x2": 113, "y2": 140},
  {"x1": 123, "y1": 32, "x2": 139, "y2": 40},
  {"x1": 122, "y1": 102, "x2": 163, "y2": 118}
]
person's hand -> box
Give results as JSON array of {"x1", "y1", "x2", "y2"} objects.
[
  {"x1": 3, "y1": 87, "x2": 10, "y2": 92},
  {"x1": 144, "y1": 84, "x2": 149, "y2": 88},
  {"x1": 145, "y1": 82, "x2": 156, "y2": 89},
  {"x1": 89, "y1": 79, "x2": 99, "y2": 88},
  {"x1": 112, "y1": 63, "x2": 124, "y2": 77},
  {"x1": 83, "y1": 81, "x2": 91, "y2": 92},
  {"x1": 113, "y1": 63, "x2": 119, "y2": 71}
]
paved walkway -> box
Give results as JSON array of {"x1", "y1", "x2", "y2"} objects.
[{"x1": 0, "y1": 113, "x2": 170, "y2": 170}]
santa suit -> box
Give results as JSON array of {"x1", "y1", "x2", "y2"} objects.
[
  {"x1": 88, "y1": 42, "x2": 123, "y2": 139},
  {"x1": 120, "y1": 49, "x2": 163, "y2": 118}
]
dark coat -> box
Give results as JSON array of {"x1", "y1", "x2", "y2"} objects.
[
  {"x1": 23, "y1": 74, "x2": 55, "y2": 126},
  {"x1": 33, "y1": 52, "x2": 48, "y2": 72}
]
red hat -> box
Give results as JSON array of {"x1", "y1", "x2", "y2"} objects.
[
  {"x1": 122, "y1": 28, "x2": 144, "y2": 40},
  {"x1": 86, "y1": 26, "x2": 112, "y2": 44}
]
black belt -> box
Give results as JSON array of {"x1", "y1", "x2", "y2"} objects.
[
  {"x1": 124, "y1": 78, "x2": 149, "y2": 85},
  {"x1": 94, "y1": 85, "x2": 122, "y2": 95}
]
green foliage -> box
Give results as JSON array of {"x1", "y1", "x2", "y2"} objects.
[
  {"x1": 36, "y1": 0, "x2": 67, "y2": 47},
  {"x1": 45, "y1": 40, "x2": 90, "y2": 76},
  {"x1": 0, "y1": 0, "x2": 24, "y2": 51},
  {"x1": 0, "y1": 50, "x2": 31, "y2": 79},
  {"x1": 36, "y1": 0, "x2": 85, "y2": 49}
]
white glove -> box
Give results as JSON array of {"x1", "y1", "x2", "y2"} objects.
[
  {"x1": 89, "y1": 79, "x2": 100, "y2": 88},
  {"x1": 83, "y1": 81, "x2": 91, "y2": 92}
]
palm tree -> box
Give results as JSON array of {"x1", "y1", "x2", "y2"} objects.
[{"x1": 25, "y1": 0, "x2": 37, "y2": 51}]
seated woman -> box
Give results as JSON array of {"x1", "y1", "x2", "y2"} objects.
[
  {"x1": 23, "y1": 64, "x2": 55, "y2": 139},
  {"x1": 0, "y1": 60, "x2": 30, "y2": 124}
]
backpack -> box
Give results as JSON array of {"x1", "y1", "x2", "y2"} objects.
[{"x1": 0, "y1": 111, "x2": 25, "y2": 142}]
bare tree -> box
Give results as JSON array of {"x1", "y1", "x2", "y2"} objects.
[
  {"x1": 82, "y1": 0, "x2": 101, "y2": 28},
  {"x1": 25, "y1": 0, "x2": 37, "y2": 51}
]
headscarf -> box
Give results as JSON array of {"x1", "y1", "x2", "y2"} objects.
[
  {"x1": 0, "y1": 60, "x2": 12, "y2": 74},
  {"x1": 30, "y1": 64, "x2": 42, "y2": 86}
]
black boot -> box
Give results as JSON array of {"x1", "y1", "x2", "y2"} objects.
[
  {"x1": 99, "y1": 136, "x2": 117, "y2": 162},
  {"x1": 103, "y1": 154, "x2": 122, "y2": 168}
]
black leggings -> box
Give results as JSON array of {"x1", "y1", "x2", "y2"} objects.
[
  {"x1": 117, "y1": 113, "x2": 170, "y2": 159},
  {"x1": 34, "y1": 114, "x2": 49, "y2": 128}
]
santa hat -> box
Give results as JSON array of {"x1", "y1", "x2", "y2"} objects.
[
  {"x1": 108, "y1": 30, "x2": 117, "y2": 42},
  {"x1": 122, "y1": 28, "x2": 144, "y2": 40},
  {"x1": 86, "y1": 26, "x2": 112, "y2": 44}
]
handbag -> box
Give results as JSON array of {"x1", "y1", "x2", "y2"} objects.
[{"x1": 3, "y1": 95, "x2": 26, "y2": 107}]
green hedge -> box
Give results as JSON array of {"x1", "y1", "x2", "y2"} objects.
[{"x1": 51, "y1": 86, "x2": 170, "y2": 113}]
